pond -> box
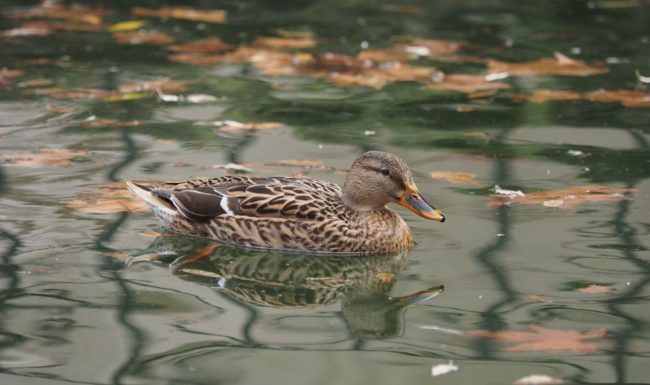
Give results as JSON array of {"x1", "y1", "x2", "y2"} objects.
[{"x1": 1, "y1": 1, "x2": 649, "y2": 384}]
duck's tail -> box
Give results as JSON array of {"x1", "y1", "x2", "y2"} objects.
[{"x1": 126, "y1": 181, "x2": 178, "y2": 217}]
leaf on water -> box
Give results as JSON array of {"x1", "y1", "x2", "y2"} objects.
[
  {"x1": 0, "y1": 69, "x2": 25, "y2": 80},
  {"x1": 105, "y1": 251, "x2": 130, "y2": 260},
  {"x1": 469, "y1": 324, "x2": 608, "y2": 353},
  {"x1": 108, "y1": 20, "x2": 146, "y2": 32},
  {"x1": 211, "y1": 163, "x2": 253, "y2": 172},
  {"x1": 430, "y1": 171, "x2": 480, "y2": 185},
  {"x1": 67, "y1": 181, "x2": 150, "y2": 213},
  {"x1": 492, "y1": 184, "x2": 526, "y2": 198},
  {"x1": 3, "y1": 148, "x2": 87, "y2": 168},
  {"x1": 527, "y1": 294, "x2": 553, "y2": 303},
  {"x1": 169, "y1": 38, "x2": 232, "y2": 53},
  {"x1": 578, "y1": 284, "x2": 613, "y2": 294},
  {"x1": 119, "y1": 79, "x2": 189, "y2": 94},
  {"x1": 253, "y1": 36, "x2": 317, "y2": 49},
  {"x1": 2, "y1": 23, "x2": 55, "y2": 37},
  {"x1": 18, "y1": 78, "x2": 54, "y2": 88},
  {"x1": 584, "y1": 89, "x2": 650, "y2": 108},
  {"x1": 276, "y1": 29, "x2": 315, "y2": 39},
  {"x1": 527, "y1": 89, "x2": 582, "y2": 103},
  {"x1": 489, "y1": 184, "x2": 635, "y2": 208},
  {"x1": 113, "y1": 30, "x2": 175, "y2": 45},
  {"x1": 168, "y1": 53, "x2": 223, "y2": 66},
  {"x1": 6, "y1": 3, "x2": 106, "y2": 25},
  {"x1": 137, "y1": 230, "x2": 175, "y2": 238},
  {"x1": 131, "y1": 7, "x2": 227, "y2": 24},
  {"x1": 514, "y1": 374, "x2": 563, "y2": 385},
  {"x1": 275, "y1": 159, "x2": 325, "y2": 168},
  {"x1": 487, "y1": 52, "x2": 608, "y2": 77},
  {"x1": 431, "y1": 360, "x2": 459, "y2": 377},
  {"x1": 427, "y1": 74, "x2": 510, "y2": 94},
  {"x1": 82, "y1": 118, "x2": 143, "y2": 128},
  {"x1": 211, "y1": 120, "x2": 283, "y2": 132},
  {"x1": 358, "y1": 39, "x2": 463, "y2": 63}
]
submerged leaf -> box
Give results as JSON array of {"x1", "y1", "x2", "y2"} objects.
[
  {"x1": 430, "y1": 171, "x2": 480, "y2": 185},
  {"x1": 67, "y1": 181, "x2": 150, "y2": 213},
  {"x1": 113, "y1": 30, "x2": 175, "y2": 45},
  {"x1": 469, "y1": 325, "x2": 607, "y2": 353},
  {"x1": 253, "y1": 36, "x2": 317, "y2": 49},
  {"x1": 3, "y1": 148, "x2": 87, "y2": 168}
]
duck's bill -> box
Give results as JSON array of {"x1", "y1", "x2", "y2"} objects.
[{"x1": 399, "y1": 184, "x2": 446, "y2": 222}]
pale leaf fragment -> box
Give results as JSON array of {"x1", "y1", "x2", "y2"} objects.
[
  {"x1": 514, "y1": 374, "x2": 563, "y2": 385},
  {"x1": 431, "y1": 360, "x2": 458, "y2": 377}
]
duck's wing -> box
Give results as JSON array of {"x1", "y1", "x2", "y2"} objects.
[{"x1": 143, "y1": 177, "x2": 344, "y2": 223}]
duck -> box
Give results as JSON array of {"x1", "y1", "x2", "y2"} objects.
[{"x1": 126, "y1": 151, "x2": 445, "y2": 255}]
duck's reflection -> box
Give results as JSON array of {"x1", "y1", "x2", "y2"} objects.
[{"x1": 129, "y1": 235, "x2": 444, "y2": 339}]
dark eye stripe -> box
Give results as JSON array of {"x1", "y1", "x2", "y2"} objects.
[{"x1": 363, "y1": 165, "x2": 406, "y2": 188}]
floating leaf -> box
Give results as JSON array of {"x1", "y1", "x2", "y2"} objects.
[
  {"x1": 427, "y1": 74, "x2": 510, "y2": 94},
  {"x1": 527, "y1": 89, "x2": 582, "y2": 103},
  {"x1": 487, "y1": 52, "x2": 608, "y2": 77},
  {"x1": 0, "y1": 69, "x2": 25, "y2": 80},
  {"x1": 253, "y1": 36, "x2": 317, "y2": 49},
  {"x1": 358, "y1": 39, "x2": 463, "y2": 63},
  {"x1": 82, "y1": 118, "x2": 143, "y2": 128},
  {"x1": 577, "y1": 284, "x2": 613, "y2": 294},
  {"x1": 2, "y1": 23, "x2": 54, "y2": 37},
  {"x1": 131, "y1": 7, "x2": 226, "y2": 24},
  {"x1": 67, "y1": 181, "x2": 150, "y2": 213},
  {"x1": 119, "y1": 79, "x2": 189, "y2": 94},
  {"x1": 18, "y1": 78, "x2": 54, "y2": 88},
  {"x1": 211, "y1": 163, "x2": 253, "y2": 172},
  {"x1": 584, "y1": 89, "x2": 650, "y2": 108},
  {"x1": 514, "y1": 374, "x2": 563, "y2": 385},
  {"x1": 7, "y1": 3, "x2": 106, "y2": 25},
  {"x1": 3, "y1": 148, "x2": 87, "y2": 168},
  {"x1": 168, "y1": 53, "x2": 223, "y2": 66},
  {"x1": 489, "y1": 184, "x2": 635, "y2": 209},
  {"x1": 108, "y1": 20, "x2": 146, "y2": 32},
  {"x1": 430, "y1": 171, "x2": 480, "y2": 185},
  {"x1": 275, "y1": 159, "x2": 325, "y2": 168},
  {"x1": 469, "y1": 324, "x2": 607, "y2": 353},
  {"x1": 210, "y1": 120, "x2": 283, "y2": 132},
  {"x1": 113, "y1": 30, "x2": 175, "y2": 45}
]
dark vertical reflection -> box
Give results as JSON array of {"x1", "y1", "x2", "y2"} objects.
[
  {"x1": 603, "y1": 131, "x2": 650, "y2": 384},
  {"x1": 0, "y1": 227, "x2": 24, "y2": 372},
  {"x1": 472, "y1": 129, "x2": 517, "y2": 358}
]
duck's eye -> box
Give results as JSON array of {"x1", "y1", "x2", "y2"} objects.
[{"x1": 380, "y1": 168, "x2": 390, "y2": 176}]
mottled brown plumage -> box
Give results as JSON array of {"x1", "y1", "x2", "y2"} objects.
[{"x1": 127, "y1": 151, "x2": 445, "y2": 255}]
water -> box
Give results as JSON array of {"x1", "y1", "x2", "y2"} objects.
[{"x1": 1, "y1": 1, "x2": 649, "y2": 384}]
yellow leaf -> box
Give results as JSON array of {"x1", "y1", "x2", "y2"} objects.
[{"x1": 108, "y1": 20, "x2": 146, "y2": 32}]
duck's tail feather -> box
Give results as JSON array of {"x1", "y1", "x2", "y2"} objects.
[{"x1": 126, "y1": 181, "x2": 177, "y2": 216}]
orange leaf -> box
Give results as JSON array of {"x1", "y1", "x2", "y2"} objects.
[
  {"x1": 487, "y1": 53, "x2": 608, "y2": 77},
  {"x1": 253, "y1": 36, "x2": 317, "y2": 49},
  {"x1": 527, "y1": 89, "x2": 582, "y2": 103},
  {"x1": 113, "y1": 30, "x2": 175, "y2": 45},
  {"x1": 430, "y1": 171, "x2": 480, "y2": 185},
  {"x1": 7, "y1": 3, "x2": 106, "y2": 25},
  {"x1": 427, "y1": 74, "x2": 510, "y2": 94},
  {"x1": 131, "y1": 7, "x2": 226, "y2": 24},
  {"x1": 168, "y1": 53, "x2": 223, "y2": 66},
  {"x1": 469, "y1": 324, "x2": 607, "y2": 353}
]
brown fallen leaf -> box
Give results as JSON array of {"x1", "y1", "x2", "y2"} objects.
[
  {"x1": 0, "y1": 69, "x2": 25, "y2": 80},
  {"x1": 527, "y1": 294, "x2": 553, "y2": 304},
  {"x1": 527, "y1": 89, "x2": 582, "y2": 103},
  {"x1": 487, "y1": 52, "x2": 608, "y2": 77},
  {"x1": 276, "y1": 29, "x2": 315, "y2": 39},
  {"x1": 212, "y1": 120, "x2": 283, "y2": 132},
  {"x1": 18, "y1": 78, "x2": 54, "y2": 88},
  {"x1": 514, "y1": 374, "x2": 563, "y2": 385},
  {"x1": 469, "y1": 324, "x2": 607, "y2": 353},
  {"x1": 2, "y1": 23, "x2": 55, "y2": 37},
  {"x1": 118, "y1": 79, "x2": 189, "y2": 94},
  {"x1": 358, "y1": 39, "x2": 463, "y2": 63},
  {"x1": 427, "y1": 74, "x2": 510, "y2": 94},
  {"x1": 584, "y1": 89, "x2": 650, "y2": 108},
  {"x1": 168, "y1": 53, "x2": 223, "y2": 66},
  {"x1": 488, "y1": 184, "x2": 635, "y2": 209},
  {"x1": 253, "y1": 36, "x2": 317, "y2": 49},
  {"x1": 169, "y1": 38, "x2": 232, "y2": 53},
  {"x1": 113, "y1": 30, "x2": 175, "y2": 45},
  {"x1": 82, "y1": 119, "x2": 143, "y2": 128},
  {"x1": 9, "y1": 20, "x2": 105, "y2": 33},
  {"x1": 578, "y1": 284, "x2": 613, "y2": 294},
  {"x1": 6, "y1": 3, "x2": 107, "y2": 25},
  {"x1": 430, "y1": 171, "x2": 480, "y2": 186},
  {"x1": 66, "y1": 181, "x2": 150, "y2": 213},
  {"x1": 131, "y1": 7, "x2": 226, "y2": 24},
  {"x1": 224, "y1": 47, "x2": 314, "y2": 76},
  {"x1": 274, "y1": 159, "x2": 325, "y2": 168},
  {"x1": 3, "y1": 148, "x2": 87, "y2": 168}
]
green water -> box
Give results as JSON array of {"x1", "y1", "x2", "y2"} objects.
[{"x1": 1, "y1": 1, "x2": 649, "y2": 384}]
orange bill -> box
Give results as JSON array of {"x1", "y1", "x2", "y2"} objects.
[{"x1": 398, "y1": 182, "x2": 445, "y2": 222}]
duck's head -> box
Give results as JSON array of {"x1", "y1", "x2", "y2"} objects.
[{"x1": 342, "y1": 151, "x2": 445, "y2": 222}]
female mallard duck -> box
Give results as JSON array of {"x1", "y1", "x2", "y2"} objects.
[{"x1": 127, "y1": 151, "x2": 445, "y2": 255}]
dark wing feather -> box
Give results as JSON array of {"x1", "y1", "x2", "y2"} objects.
[{"x1": 153, "y1": 177, "x2": 344, "y2": 222}]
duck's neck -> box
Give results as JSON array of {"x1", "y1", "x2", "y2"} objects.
[{"x1": 342, "y1": 181, "x2": 391, "y2": 211}]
